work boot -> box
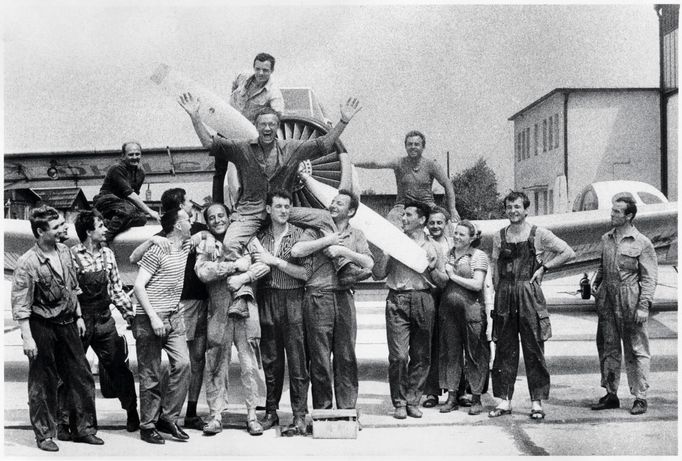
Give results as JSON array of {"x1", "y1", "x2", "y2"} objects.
[
  {"x1": 126, "y1": 408, "x2": 140, "y2": 432},
  {"x1": 57, "y1": 424, "x2": 71, "y2": 441},
  {"x1": 260, "y1": 411, "x2": 279, "y2": 430},
  {"x1": 183, "y1": 415, "x2": 205, "y2": 431},
  {"x1": 406, "y1": 405, "x2": 423, "y2": 418},
  {"x1": 440, "y1": 392, "x2": 459, "y2": 413},
  {"x1": 631, "y1": 399, "x2": 648, "y2": 415},
  {"x1": 468, "y1": 395, "x2": 483, "y2": 415},
  {"x1": 36, "y1": 438, "x2": 59, "y2": 452},
  {"x1": 591, "y1": 393, "x2": 619, "y2": 410},
  {"x1": 394, "y1": 406, "x2": 407, "y2": 420}
]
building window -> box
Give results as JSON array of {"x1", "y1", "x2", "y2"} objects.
[
  {"x1": 548, "y1": 116, "x2": 553, "y2": 150},
  {"x1": 534, "y1": 190, "x2": 539, "y2": 215},
  {"x1": 549, "y1": 189, "x2": 554, "y2": 213},
  {"x1": 525, "y1": 127, "x2": 530, "y2": 159},
  {"x1": 542, "y1": 119, "x2": 547, "y2": 152},
  {"x1": 534, "y1": 123, "x2": 538, "y2": 155},
  {"x1": 553, "y1": 114, "x2": 560, "y2": 148}
]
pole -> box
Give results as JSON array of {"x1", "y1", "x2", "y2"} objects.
[{"x1": 446, "y1": 151, "x2": 450, "y2": 178}]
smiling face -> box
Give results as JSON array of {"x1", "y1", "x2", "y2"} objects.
[
  {"x1": 206, "y1": 204, "x2": 229, "y2": 237},
  {"x1": 505, "y1": 197, "x2": 528, "y2": 224},
  {"x1": 402, "y1": 206, "x2": 425, "y2": 233},
  {"x1": 253, "y1": 59, "x2": 273, "y2": 85},
  {"x1": 404, "y1": 135, "x2": 425, "y2": 159},
  {"x1": 266, "y1": 196, "x2": 291, "y2": 226},
  {"x1": 329, "y1": 194, "x2": 354, "y2": 221},
  {"x1": 427, "y1": 212, "x2": 447, "y2": 239},
  {"x1": 38, "y1": 215, "x2": 68, "y2": 246},
  {"x1": 256, "y1": 113, "x2": 279, "y2": 145},
  {"x1": 452, "y1": 224, "x2": 474, "y2": 250},
  {"x1": 121, "y1": 142, "x2": 142, "y2": 168}
]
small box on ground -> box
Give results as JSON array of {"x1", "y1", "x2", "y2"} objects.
[{"x1": 311, "y1": 409, "x2": 358, "y2": 439}]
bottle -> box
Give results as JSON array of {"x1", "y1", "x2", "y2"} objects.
[{"x1": 580, "y1": 273, "x2": 591, "y2": 300}]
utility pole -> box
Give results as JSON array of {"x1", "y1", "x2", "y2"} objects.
[{"x1": 446, "y1": 151, "x2": 450, "y2": 178}]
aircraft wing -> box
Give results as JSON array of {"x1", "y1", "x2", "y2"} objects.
[{"x1": 473, "y1": 202, "x2": 678, "y2": 280}]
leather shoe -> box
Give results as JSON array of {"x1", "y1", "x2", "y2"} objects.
[
  {"x1": 440, "y1": 394, "x2": 459, "y2": 413},
  {"x1": 126, "y1": 408, "x2": 140, "y2": 432},
  {"x1": 37, "y1": 438, "x2": 59, "y2": 452},
  {"x1": 183, "y1": 415, "x2": 206, "y2": 431},
  {"x1": 631, "y1": 399, "x2": 648, "y2": 415},
  {"x1": 422, "y1": 395, "x2": 438, "y2": 408},
  {"x1": 157, "y1": 418, "x2": 190, "y2": 440},
  {"x1": 591, "y1": 393, "x2": 619, "y2": 410},
  {"x1": 260, "y1": 411, "x2": 279, "y2": 430},
  {"x1": 394, "y1": 406, "x2": 407, "y2": 419},
  {"x1": 73, "y1": 434, "x2": 104, "y2": 445},
  {"x1": 247, "y1": 419, "x2": 263, "y2": 436},
  {"x1": 406, "y1": 405, "x2": 423, "y2": 418},
  {"x1": 57, "y1": 424, "x2": 71, "y2": 441},
  {"x1": 140, "y1": 428, "x2": 165, "y2": 444}
]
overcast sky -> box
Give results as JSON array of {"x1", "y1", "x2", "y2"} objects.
[{"x1": 3, "y1": 1, "x2": 660, "y2": 192}]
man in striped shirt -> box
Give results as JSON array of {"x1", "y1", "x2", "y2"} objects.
[
  {"x1": 133, "y1": 207, "x2": 193, "y2": 444},
  {"x1": 252, "y1": 190, "x2": 314, "y2": 433},
  {"x1": 57, "y1": 210, "x2": 139, "y2": 439}
]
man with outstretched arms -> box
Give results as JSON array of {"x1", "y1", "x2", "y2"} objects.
[
  {"x1": 195, "y1": 203, "x2": 270, "y2": 436},
  {"x1": 93, "y1": 141, "x2": 160, "y2": 241},
  {"x1": 353, "y1": 130, "x2": 460, "y2": 226},
  {"x1": 178, "y1": 92, "x2": 361, "y2": 257},
  {"x1": 372, "y1": 202, "x2": 448, "y2": 420},
  {"x1": 133, "y1": 207, "x2": 193, "y2": 444},
  {"x1": 488, "y1": 191, "x2": 574, "y2": 420},
  {"x1": 230, "y1": 52, "x2": 284, "y2": 124},
  {"x1": 11, "y1": 206, "x2": 103, "y2": 452},
  {"x1": 57, "y1": 210, "x2": 139, "y2": 439},
  {"x1": 590, "y1": 196, "x2": 657, "y2": 415},
  {"x1": 251, "y1": 190, "x2": 314, "y2": 434},
  {"x1": 290, "y1": 190, "x2": 374, "y2": 411}
]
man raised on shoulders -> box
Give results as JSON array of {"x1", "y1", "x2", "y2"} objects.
[{"x1": 229, "y1": 52, "x2": 284, "y2": 124}]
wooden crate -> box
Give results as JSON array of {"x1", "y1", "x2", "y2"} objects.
[{"x1": 311, "y1": 409, "x2": 358, "y2": 439}]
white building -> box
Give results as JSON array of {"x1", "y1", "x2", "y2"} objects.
[{"x1": 509, "y1": 87, "x2": 661, "y2": 215}]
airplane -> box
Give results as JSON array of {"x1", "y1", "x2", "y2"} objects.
[{"x1": 4, "y1": 66, "x2": 678, "y2": 287}]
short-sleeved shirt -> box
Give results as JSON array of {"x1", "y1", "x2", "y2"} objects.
[
  {"x1": 447, "y1": 247, "x2": 489, "y2": 279},
  {"x1": 492, "y1": 225, "x2": 570, "y2": 267},
  {"x1": 229, "y1": 72, "x2": 285, "y2": 124},
  {"x1": 136, "y1": 245, "x2": 189, "y2": 315},
  {"x1": 99, "y1": 160, "x2": 145, "y2": 198},
  {"x1": 157, "y1": 222, "x2": 208, "y2": 301},
  {"x1": 210, "y1": 137, "x2": 327, "y2": 215},
  {"x1": 306, "y1": 226, "x2": 373, "y2": 290},
  {"x1": 392, "y1": 157, "x2": 444, "y2": 206},
  {"x1": 384, "y1": 237, "x2": 442, "y2": 291},
  {"x1": 257, "y1": 224, "x2": 315, "y2": 290},
  {"x1": 11, "y1": 243, "x2": 81, "y2": 323}
]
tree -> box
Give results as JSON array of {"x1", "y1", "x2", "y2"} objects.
[{"x1": 451, "y1": 157, "x2": 504, "y2": 220}]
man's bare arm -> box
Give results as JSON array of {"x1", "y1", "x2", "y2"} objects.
[
  {"x1": 126, "y1": 192, "x2": 160, "y2": 221},
  {"x1": 178, "y1": 92, "x2": 214, "y2": 148},
  {"x1": 431, "y1": 162, "x2": 460, "y2": 222}
]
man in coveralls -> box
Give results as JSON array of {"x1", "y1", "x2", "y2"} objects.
[
  {"x1": 57, "y1": 210, "x2": 139, "y2": 439},
  {"x1": 590, "y1": 196, "x2": 657, "y2": 415},
  {"x1": 488, "y1": 192, "x2": 574, "y2": 420},
  {"x1": 11, "y1": 206, "x2": 103, "y2": 451}
]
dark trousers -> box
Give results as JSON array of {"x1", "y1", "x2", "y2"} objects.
[
  {"x1": 29, "y1": 318, "x2": 98, "y2": 441},
  {"x1": 93, "y1": 193, "x2": 148, "y2": 241},
  {"x1": 58, "y1": 314, "x2": 137, "y2": 425},
  {"x1": 303, "y1": 289, "x2": 358, "y2": 410},
  {"x1": 423, "y1": 291, "x2": 441, "y2": 396},
  {"x1": 385, "y1": 290, "x2": 435, "y2": 408},
  {"x1": 134, "y1": 311, "x2": 191, "y2": 429},
  {"x1": 258, "y1": 288, "x2": 309, "y2": 416}
]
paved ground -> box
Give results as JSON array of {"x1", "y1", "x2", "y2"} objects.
[{"x1": 3, "y1": 267, "x2": 678, "y2": 457}]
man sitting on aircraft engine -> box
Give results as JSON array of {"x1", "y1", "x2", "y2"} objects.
[
  {"x1": 178, "y1": 93, "x2": 365, "y2": 283},
  {"x1": 93, "y1": 141, "x2": 160, "y2": 242},
  {"x1": 353, "y1": 130, "x2": 460, "y2": 228},
  {"x1": 229, "y1": 52, "x2": 284, "y2": 124}
]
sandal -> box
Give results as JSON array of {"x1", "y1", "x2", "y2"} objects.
[
  {"x1": 422, "y1": 395, "x2": 438, "y2": 408},
  {"x1": 529, "y1": 409, "x2": 545, "y2": 420},
  {"x1": 488, "y1": 408, "x2": 512, "y2": 418},
  {"x1": 247, "y1": 419, "x2": 263, "y2": 436}
]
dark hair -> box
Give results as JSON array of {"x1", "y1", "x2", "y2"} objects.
[
  {"x1": 503, "y1": 191, "x2": 530, "y2": 209},
  {"x1": 456, "y1": 219, "x2": 482, "y2": 248},
  {"x1": 74, "y1": 210, "x2": 104, "y2": 242},
  {"x1": 428, "y1": 205, "x2": 450, "y2": 221},
  {"x1": 161, "y1": 188, "x2": 186, "y2": 212},
  {"x1": 254, "y1": 107, "x2": 281, "y2": 124},
  {"x1": 404, "y1": 130, "x2": 426, "y2": 148},
  {"x1": 253, "y1": 52, "x2": 276, "y2": 70},
  {"x1": 121, "y1": 141, "x2": 141, "y2": 156},
  {"x1": 30, "y1": 205, "x2": 60, "y2": 238},
  {"x1": 405, "y1": 201, "x2": 431, "y2": 220},
  {"x1": 337, "y1": 189, "x2": 359, "y2": 217},
  {"x1": 160, "y1": 207, "x2": 182, "y2": 234},
  {"x1": 203, "y1": 202, "x2": 229, "y2": 224},
  {"x1": 615, "y1": 195, "x2": 638, "y2": 221},
  {"x1": 266, "y1": 189, "x2": 293, "y2": 206}
]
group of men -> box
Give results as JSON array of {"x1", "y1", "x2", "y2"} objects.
[{"x1": 10, "y1": 51, "x2": 660, "y2": 451}]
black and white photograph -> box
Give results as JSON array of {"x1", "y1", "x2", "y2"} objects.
[{"x1": 3, "y1": 0, "x2": 678, "y2": 457}]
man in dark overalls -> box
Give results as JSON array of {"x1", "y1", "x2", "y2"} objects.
[
  {"x1": 57, "y1": 210, "x2": 139, "y2": 438},
  {"x1": 488, "y1": 192, "x2": 574, "y2": 420}
]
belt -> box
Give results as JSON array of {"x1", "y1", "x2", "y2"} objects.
[{"x1": 388, "y1": 288, "x2": 431, "y2": 294}]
